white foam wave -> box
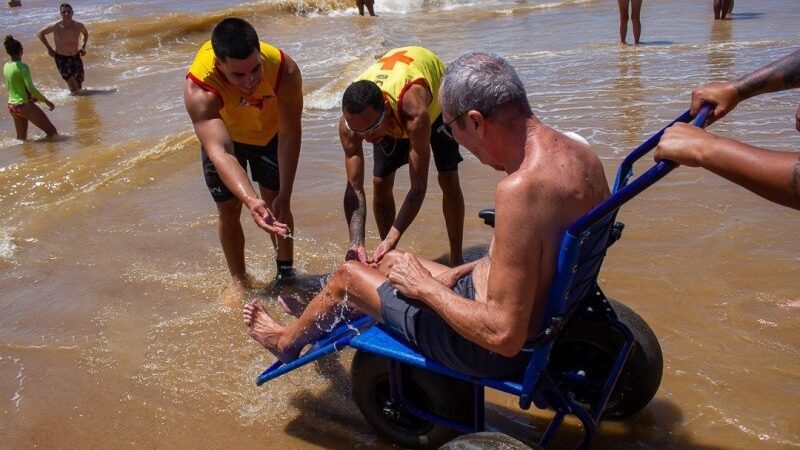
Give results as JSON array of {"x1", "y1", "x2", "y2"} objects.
[{"x1": 0, "y1": 227, "x2": 17, "y2": 260}]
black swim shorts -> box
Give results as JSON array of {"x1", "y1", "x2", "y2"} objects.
[
  {"x1": 201, "y1": 136, "x2": 280, "y2": 203},
  {"x1": 54, "y1": 54, "x2": 84, "y2": 83},
  {"x1": 378, "y1": 274, "x2": 530, "y2": 378},
  {"x1": 372, "y1": 115, "x2": 463, "y2": 178}
]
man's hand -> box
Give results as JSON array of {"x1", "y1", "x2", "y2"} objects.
[
  {"x1": 654, "y1": 122, "x2": 715, "y2": 167},
  {"x1": 345, "y1": 244, "x2": 370, "y2": 264},
  {"x1": 370, "y1": 238, "x2": 397, "y2": 266},
  {"x1": 78, "y1": 49, "x2": 86, "y2": 57},
  {"x1": 690, "y1": 81, "x2": 740, "y2": 125},
  {"x1": 44, "y1": 100, "x2": 55, "y2": 111},
  {"x1": 386, "y1": 252, "x2": 439, "y2": 299},
  {"x1": 248, "y1": 198, "x2": 290, "y2": 236},
  {"x1": 271, "y1": 194, "x2": 292, "y2": 226}
]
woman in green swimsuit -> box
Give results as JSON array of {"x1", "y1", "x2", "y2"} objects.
[{"x1": 3, "y1": 35, "x2": 58, "y2": 140}]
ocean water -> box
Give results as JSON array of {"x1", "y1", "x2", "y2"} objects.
[{"x1": 1, "y1": 0, "x2": 798, "y2": 448}]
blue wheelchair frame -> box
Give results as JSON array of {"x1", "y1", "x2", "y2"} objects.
[{"x1": 256, "y1": 107, "x2": 710, "y2": 448}]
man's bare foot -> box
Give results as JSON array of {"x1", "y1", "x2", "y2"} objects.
[
  {"x1": 243, "y1": 300, "x2": 297, "y2": 362},
  {"x1": 278, "y1": 295, "x2": 307, "y2": 317}
]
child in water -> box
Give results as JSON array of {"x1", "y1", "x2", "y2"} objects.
[{"x1": 3, "y1": 35, "x2": 59, "y2": 140}]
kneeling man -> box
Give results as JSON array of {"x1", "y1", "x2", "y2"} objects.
[{"x1": 244, "y1": 52, "x2": 610, "y2": 377}]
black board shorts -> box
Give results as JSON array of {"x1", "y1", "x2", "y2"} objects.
[
  {"x1": 372, "y1": 115, "x2": 463, "y2": 178},
  {"x1": 201, "y1": 135, "x2": 280, "y2": 202}
]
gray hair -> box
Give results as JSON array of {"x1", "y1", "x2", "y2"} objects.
[{"x1": 440, "y1": 51, "x2": 531, "y2": 124}]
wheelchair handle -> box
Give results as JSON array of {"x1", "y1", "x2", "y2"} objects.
[{"x1": 571, "y1": 105, "x2": 711, "y2": 236}]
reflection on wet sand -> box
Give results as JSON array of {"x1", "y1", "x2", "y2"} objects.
[{"x1": 614, "y1": 47, "x2": 645, "y2": 149}]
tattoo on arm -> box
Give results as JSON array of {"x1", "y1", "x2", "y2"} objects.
[
  {"x1": 791, "y1": 154, "x2": 800, "y2": 202},
  {"x1": 736, "y1": 49, "x2": 800, "y2": 99},
  {"x1": 344, "y1": 189, "x2": 367, "y2": 245}
]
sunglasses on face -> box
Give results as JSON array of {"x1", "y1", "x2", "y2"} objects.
[
  {"x1": 344, "y1": 108, "x2": 386, "y2": 136},
  {"x1": 437, "y1": 110, "x2": 467, "y2": 140}
]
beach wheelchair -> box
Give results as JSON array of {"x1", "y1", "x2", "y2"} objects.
[{"x1": 255, "y1": 107, "x2": 710, "y2": 449}]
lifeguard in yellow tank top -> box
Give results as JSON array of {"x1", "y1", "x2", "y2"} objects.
[
  {"x1": 187, "y1": 40, "x2": 285, "y2": 146},
  {"x1": 355, "y1": 46, "x2": 444, "y2": 137}
]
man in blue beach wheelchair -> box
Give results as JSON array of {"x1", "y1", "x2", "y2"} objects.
[{"x1": 242, "y1": 51, "x2": 610, "y2": 378}]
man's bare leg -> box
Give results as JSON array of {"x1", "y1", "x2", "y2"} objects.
[
  {"x1": 217, "y1": 198, "x2": 247, "y2": 282},
  {"x1": 67, "y1": 77, "x2": 81, "y2": 95},
  {"x1": 244, "y1": 261, "x2": 387, "y2": 362},
  {"x1": 438, "y1": 170, "x2": 464, "y2": 266},
  {"x1": 373, "y1": 172, "x2": 397, "y2": 240}
]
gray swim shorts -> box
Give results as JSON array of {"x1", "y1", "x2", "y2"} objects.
[{"x1": 378, "y1": 274, "x2": 530, "y2": 378}]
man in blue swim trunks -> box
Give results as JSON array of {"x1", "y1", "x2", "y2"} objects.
[{"x1": 243, "y1": 52, "x2": 609, "y2": 378}]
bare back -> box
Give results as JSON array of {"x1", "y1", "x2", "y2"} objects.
[{"x1": 472, "y1": 125, "x2": 610, "y2": 338}]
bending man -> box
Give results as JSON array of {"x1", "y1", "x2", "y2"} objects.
[
  {"x1": 340, "y1": 46, "x2": 465, "y2": 267},
  {"x1": 244, "y1": 52, "x2": 609, "y2": 378},
  {"x1": 655, "y1": 47, "x2": 800, "y2": 210},
  {"x1": 184, "y1": 18, "x2": 303, "y2": 289}
]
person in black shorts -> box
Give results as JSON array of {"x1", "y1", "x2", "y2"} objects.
[
  {"x1": 337, "y1": 47, "x2": 466, "y2": 268},
  {"x1": 37, "y1": 3, "x2": 89, "y2": 94},
  {"x1": 184, "y1": 18, "x2": 303, "y2": 292}
]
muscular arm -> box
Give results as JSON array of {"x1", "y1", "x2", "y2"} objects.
[
  {"x1": 655, "y1": 122, "x2": 800, "y2": 210},
  {"x1": 692, "y1": 48, "x2": 800, "y2": 122},
  {"x1": 272, "y1": 54, "x2": 303, "y2": 222},
  {"x1": 389, "y1": 178, "x2": 545, "y2": 356},
  {"x1": 339, "y1": 116, "x2": 368, "y2": 252},
  {"x1": 384, "y1": 84, "x2": 431, "y2": 247},
  {"x1": 79, "y1": 23, "x2": 88, "y2": 53},
  {"x1": 37, "y1": 25, "x2": 56, "y2": 56},
  {"x1": 184, "y1": 78, "x2": 287, "y2": 235}
]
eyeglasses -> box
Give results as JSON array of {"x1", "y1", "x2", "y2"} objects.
[
  {"x1": 437, "y1": 111, "x2": 467, "y2": 140},
  {"x1": 344, "y1": 108, "x2": 386, "y2": 136}
]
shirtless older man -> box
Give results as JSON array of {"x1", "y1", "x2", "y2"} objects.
[
  {"x1": 244, "y1": 52, "x2": 609, "y2": 377},
  {"x1": 37, "y1": 3, "x2": 88, "y2": 94}
]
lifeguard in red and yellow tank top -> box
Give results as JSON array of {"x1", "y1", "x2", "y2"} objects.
[
  {"x1": 354, "y1": 46, "x2": 445, "y2": 137},
  {"x1": 187, "y1": 40, "x2": 285, "y2": 146}
]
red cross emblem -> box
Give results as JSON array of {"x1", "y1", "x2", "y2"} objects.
[{"x1": 378, "y1": 50, "x2": 414, "y2": 70}]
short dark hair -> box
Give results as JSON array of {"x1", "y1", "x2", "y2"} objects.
[
  {"x1": 60, "y1": 3, "x2": 72, "y2": 10},
  {"x1": 4, "y1": 35, "x2": 22, "y2": 58},
  {"x1": 342, "y1": 80, "x2": 384, "y2": 114},
  {"x1": 211, "y1": 18, "x2": 260, "y2": 61}
]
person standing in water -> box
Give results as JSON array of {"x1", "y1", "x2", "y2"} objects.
[
  {"x1": 3, "y1": 35, "x2": 58, "y2": 140},
  {"x1": 617, "y1": 0, "x2": 643, "y2": 45},
  {"x1": 355, "y1": 0, "x2": 376, "y2": 16},
  {"x1": 183, "y1": 18, "x2": 303, "y2": 291},
  {"x1": 37, "y1": 3, "x2": 89, "y2": 95},
  {"x1": 713, "y1": 0, "x2": 734, "y2": 20}
]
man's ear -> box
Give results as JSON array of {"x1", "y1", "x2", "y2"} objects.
[{"x1": 467, "y1": 110, "x2": 485, "y2": 137}]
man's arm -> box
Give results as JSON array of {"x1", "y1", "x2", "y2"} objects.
[
  {"x1": 372, "y1": 84, "x2": 431, "y2": 263},
  {"x1": 78, "y1": 23, "x2": 88, "y2": 56},
  {"x1": 37, "y1": 24, "x2": 56, "y2": 57},
  {"x1": 272, "y1": 54, "x2": 303, "y2": 225},
  {"x1": 692, "y1": 48, "x2": 800, "y2": 123},
  {"x1": 183, "y1": 78, "x2": 289, "y2": 235},
  {"x1": 388, "y1": 178, "x2": 544, "y2": 356},
  {"x1": 339, "y1": 116, "x2": 369, "y2": 263},
  {"x1": 655, "y1": 122, "x2": 800, "y2": 210}
]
